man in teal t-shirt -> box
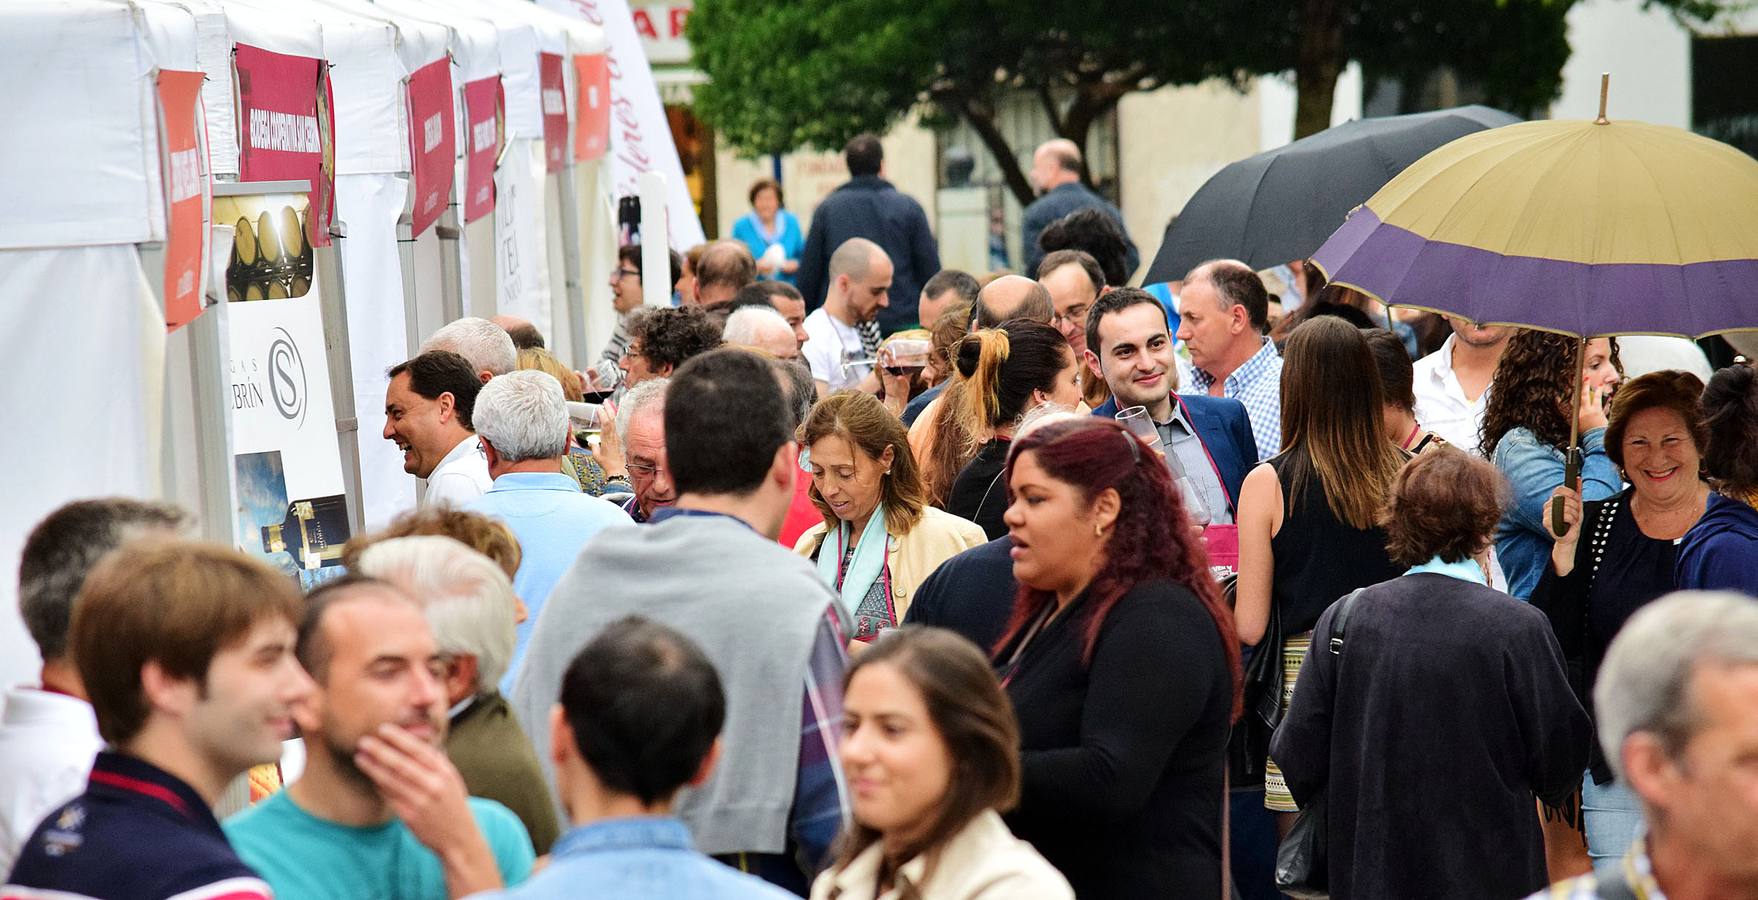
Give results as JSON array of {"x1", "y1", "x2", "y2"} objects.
[{"x1": 225, "y1": 576, "x2": 535, "y2": 898}]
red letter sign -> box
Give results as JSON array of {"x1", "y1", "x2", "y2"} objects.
[
  {"x1": 158, "y1": 69, "x2": 208, "y2": 331},
  {"x1": 572, "y1": 54, "x2": 609, "y2": 162},
  {"x1": 462, "y1": 76, "x2": 501, "y2": 224},
  {"x1": 405, "y1": 58, "x2": 456, "y2": 237}
]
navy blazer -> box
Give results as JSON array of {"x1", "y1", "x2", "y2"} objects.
[{"x1": 1092, "y1": 393, "x2": 1255, "y2": 514}]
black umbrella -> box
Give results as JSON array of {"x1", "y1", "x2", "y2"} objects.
[{"x1": 1142, "y1": 105, "x2": 1520, "y2": 285}]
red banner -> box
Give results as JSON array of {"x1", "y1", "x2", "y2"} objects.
[
  {"x1": 539, "y1": 52, "x2": 568, "y2": 172},
  {"x1": 405, "y1": 58, "x2": 456, "y2": 237},
  {"x1": 157, "y1": 69, "x2": 208, "y2": 332},
  {"x1": 571, "y1": 54, "x2": 609, "y2": 162},
  {"x1": 235, "y1": 43, "x2": 335, "y2": 248},
  {"x1": 462, "y1": 76, "x2": 501, "y2": 223}
]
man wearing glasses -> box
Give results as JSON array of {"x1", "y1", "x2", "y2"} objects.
[{"x1": 1038, "y1": 249, "x2": 1110, "y2": 408}]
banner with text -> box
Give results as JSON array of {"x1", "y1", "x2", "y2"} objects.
[
  {"x1": 462, "y1": 76, "x2": 502, "y2": 224},
  {"x1": 539, "y1": 52, "x2": 568, "y2": 173},
  {"x1": 406, "y1": 58, "x2": 456, "y2": 237},
  {"x1": 572, "y1": 54, "x2": 609, "y2": 162},
  {"x1": 157, "y1": 69, "x2": 209, "y2": 331},
  {"x1": 234, "y1": 44, "x2": 335, "y2": 248}
]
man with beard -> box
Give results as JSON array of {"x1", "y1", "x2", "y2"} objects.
[
  {"x1": 1413, "y1": 317, "x2": 1516, "y2": 456},
  {"x1": 224, "y1": 576, "x2": 534, "y2": 899}
]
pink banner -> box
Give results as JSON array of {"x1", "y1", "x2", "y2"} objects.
[
  {"x1": 235, "y1": 43, "x2": 335, "y2": 247},
  {"x1": 405, "y1": 58, "x2": 456, "y2": 237},
  {"x1": 158, "y1": 69, "x2": 208, "y2": 331},
  {"x1": 462, "y1": 76, "x2": 501, "y2": 224},
  {"x1": 571, "y1": 54, "x2": 609, "y2": 162},
  {"x1": 540, "y1": 52, "x2": 568, "y2": 172}
]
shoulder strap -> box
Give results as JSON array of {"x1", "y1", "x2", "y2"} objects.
[{"x1": 1327, "y1": 588, "x2": 1368, "y2": 656}]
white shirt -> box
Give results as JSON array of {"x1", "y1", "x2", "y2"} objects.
[
  {"x1": 1412, "y1": 335, "x2": 1490, "y2": 456},
  {"x1": 801, "y1": 307, "x2": 869, "y2": 391},
  {"x1": 423, "y1": 434, "x2": 493, "y2": 507},
  {"x1": 0, "y1": 686, "x2": 103, "y2": 875}
]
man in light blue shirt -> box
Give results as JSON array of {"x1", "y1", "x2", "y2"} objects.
[
  {"x1": 465, "y1": 371, "x2": 635, "y2": 690},
  {"x1": 477, "y1": 617, "x2": 794, "y2": 900},
  {"x1": 1177, "y1": 260, "x2": 1286, "y2": 461}
]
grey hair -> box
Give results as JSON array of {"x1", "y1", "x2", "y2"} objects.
[
  {"x1": 422, "y1": 317, "x2": 518, "y2": 377},
  {"x1": 473, "y1": 370, "x2": 569, "y2": 463},
  {"x1": 19, "y1": 498, "x2": 188, "y2": 661},
  {"x1": 355, "y1": 535, "x2": 517, "y2": 695},
  {"x1": 616, "y1": 376, "x2": 670, "y2": 440},
  {"x1": 773, "y1": 357, "x2": 816, "y2": 429},
  {"x1": 723, "y1": 306, "x2": 793, "y2": 349},
  {"x1": 1594, "y1": 590, "x2": 1758, "y2": 781}
]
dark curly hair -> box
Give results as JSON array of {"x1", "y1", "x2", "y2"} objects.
[
  {"x1": 1479, "y1": 331, "x2": 1620, "y2": 457},
  {"x1": 1038, "y1": 208, "x2": 1131, "y2": 287},
  {"x1": 996, "y1": 418, "x2": 1242, "y2": 720},
  {"x1": 1703, "y1": 364, "x2": 1758, "y2": 497},
  {"x1": 628, "y1": 306, "x2": 722, "y2": 373}
]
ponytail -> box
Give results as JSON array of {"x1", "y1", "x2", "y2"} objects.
[{"x1": 956, "y1": 329, "x2": 1011, "y2": 427}]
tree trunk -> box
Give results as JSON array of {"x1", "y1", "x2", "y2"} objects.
[
  {"x1": 956, "y1": 96, "x2": 1039, "y2": 207},
  {"x1": 1294, "y1": 0, "x2": 1345, "y2": 138}
]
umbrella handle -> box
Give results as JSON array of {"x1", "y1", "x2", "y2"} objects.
[{"x1": 1551, "y1": 448, "x2": 1583, "y2": 537}]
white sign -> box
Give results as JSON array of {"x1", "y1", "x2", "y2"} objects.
[{"x1": 630, "y1": 1, "x2": 692, "y2": 66}]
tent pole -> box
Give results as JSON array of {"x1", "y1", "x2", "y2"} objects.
[
  {"x1": 557, "y1": 163, "x2": 589, "y2": 369},
  {"x1": 436, "y1": 207, "x2": 465, "y2": 324},
  {"x1": 396, "y1": 212, "x2": 424, "y2": 506},
  {"x1": 316, "y1": 222, "x2": 365, "y2": 538}
]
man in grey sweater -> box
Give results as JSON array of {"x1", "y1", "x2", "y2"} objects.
[{"x1": 511, "y1": 349, "x2": 851, "y2": 895}]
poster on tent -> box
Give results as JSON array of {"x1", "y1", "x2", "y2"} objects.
[
  {"x1": 539, "y1": 53, "x2": 568, "y2": 173},
  {"x1": 234, "y1": 44, "x2": 336, "y2": 249},
  {"x1": 462, "y1": 77, "x2": 502, "y2": 224},
  {"x1": 157, "y1": 69, "x2": 210, "y2": 331},
  {"x1": 220, "y1": 189, "x2": 351, "y2": 590},
  {"x1": 406, "y1": 58, "x2": 456, "y2": 237},
  {"x1": 572, "y1": 54, "x2": 609, "y2": 162}
]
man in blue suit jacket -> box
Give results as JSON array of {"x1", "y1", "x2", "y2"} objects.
[{"x1": 1085, "y1": 287, "x2": 1255, "y2": 521}]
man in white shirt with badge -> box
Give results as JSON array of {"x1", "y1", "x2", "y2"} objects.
[
  {"x1": 1412, "y1": 318, "x2": 1513, "y2": 455},
  {"x1": 802, "y1": 238, "x2": 892, "y2": 396},
  {"x1": 384, "y1": 350, "x2": 493, "y2": 507}
]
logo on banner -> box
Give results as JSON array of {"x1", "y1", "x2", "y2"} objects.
[
  {"x1": 234, "y1": 44, "x2": 335, "y2": 249},
  {"x1": 268, "y1": 327, "x2": 308, "y2": 426},
  {"x1": 248, "y1": 110, "x2": 322, "y2": 152}
]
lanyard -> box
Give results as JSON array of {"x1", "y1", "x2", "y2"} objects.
[
  {"x1": 835, "y1": 526, "x2": 894, "y2": 640},
  {"x1": 1173, "y1": 394, "x2": 1236, "y2": 511}
]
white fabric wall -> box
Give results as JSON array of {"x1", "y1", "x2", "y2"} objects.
[{"x1": 0, "y1": 247, "x2": 164, "y2": 689}]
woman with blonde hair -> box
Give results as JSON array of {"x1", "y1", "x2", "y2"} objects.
[
  {"x1": 796, "y1": 392, "x2": 987, "y2": 642},
  {"x1": 1234, "y1": 315, "x2": 1407, "y2": 824}
]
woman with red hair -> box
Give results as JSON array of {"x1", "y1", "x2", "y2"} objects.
[{"x1": 994, "y1": 417, "x2": 1241, "y2": 899}]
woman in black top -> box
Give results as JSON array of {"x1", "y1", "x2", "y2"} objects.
[
  {"x1": 994, "y1": 417, "x2": 1241, "y2": 898},
  {"x1": 1532, "y1": 370, "x2": 1711, "y2": 869},
  {"x1": 1270, "y1": 448, "x2": 1590, "y2": 900},
  {"x1": 946, "y1": 319, "x2": 1084, "y2": 539},
  {"x1": 1235, "y1": 317, "x2": 1406, "y2": 820}
]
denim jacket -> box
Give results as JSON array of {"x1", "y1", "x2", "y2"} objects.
[{"x1": 1492, "y1": 426, "x2": 1619, "y2": 600}]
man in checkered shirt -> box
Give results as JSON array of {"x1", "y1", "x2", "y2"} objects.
[{"x1": 1176, "y1": 260, "x2": 1285, "y2": 461}]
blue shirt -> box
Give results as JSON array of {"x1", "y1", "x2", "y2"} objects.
[
  {"x1": 466, "y1": 472, "x2": 635, "y2": 692},
  {"x1": 473, "y1": 816, "x2": 795, "y2": 900},
  {"x1": 1492, "y1": 426, "x2": 1619, "y2": 600},
  {"x1": 224, "y1": 791, "x2": 534, "y2": 900},
  {"x1": 731, "y1": 211, "x2": 804, "y2": 285},
  {"x1": 1189, "y1": 338, "x2": 1284, "y2": 461}
]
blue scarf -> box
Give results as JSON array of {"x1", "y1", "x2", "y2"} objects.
[{"x1": 817, "y1": 502, "x2": 889, "y2": 612}]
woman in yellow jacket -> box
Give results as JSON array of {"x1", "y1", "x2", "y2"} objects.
[{"x1": 795, "y1": 391, "x2": 987, "y2": 643}]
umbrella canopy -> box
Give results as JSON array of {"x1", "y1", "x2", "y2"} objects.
[
  {"x1": 1143, "y1": 105, "x2": 1520, "y2": 284},
  {"x1": 1311, "y1": 116, "x2": 1758, "y2": 339}
]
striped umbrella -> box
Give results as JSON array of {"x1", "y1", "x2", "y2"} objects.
[{"x1": 1312, "y1": 77, "x2": 1758, "y2": 532}]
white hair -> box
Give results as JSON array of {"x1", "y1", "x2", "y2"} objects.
[
  {"x1": 473, "y1": 370, "x2": 569, "y2": 463},
  {"x1": 723, "y1": 306, "x2": 794, "y2": 352},
  {"x1": 355, "y1": 535, "x2": 518, "y2": 695},
  {"x1": 1595, "y1": 590, "x2": 1758, "y2": 781},
  {"x1": 616, "y1": 376, "x2": 669, "y2": 439},
  {"x1": 422, "y1": 317, "x2": 518, "y2": 377}
]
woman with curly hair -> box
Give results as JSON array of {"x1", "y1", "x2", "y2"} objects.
[
  {"x1": 1677, "y1": 363, "x2": 1758, "y2": 592},
  {"x1": 994, "y1": 417, "x2": 1241, "y2": 898},
  {"x1": 1481, "y1": 332, "x2": 1622, "y2": 599}
]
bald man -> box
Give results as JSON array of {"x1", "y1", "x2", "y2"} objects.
[
  {"x1": 723, "y1": 306, "x2": 801, "y2": 361},
  {"x1": 901, "y1": 274, "x2": 1055, "y2": 428},
  {"x1": 1021, "y1": 138, "x2": 1138, "y2": 278},
  {"x1": 801, "y1": 238, "x2": 893, "y2": 395}
]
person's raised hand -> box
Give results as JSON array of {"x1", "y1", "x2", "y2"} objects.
[
  {"x1": 1577, "y1": 380, "x2": 1609, "y2": 433},
  {"x1": 355, "y1": 723, "x2": 502, "y2": 897},
  {"x1": 1548, "y1": 485, "x2": 1584, "y2": 577},
  {"x1": 590, "y1": 403, "x2": 626, "y2": 478}
]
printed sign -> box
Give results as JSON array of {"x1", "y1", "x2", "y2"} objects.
[
  {"x1": 406, "y1": 58, "x2": 456, "y2": 237},
  {"x1": 157, "y1": 69, "x2": 209, "y2": 331},
  {"x1": 234, "y1": 44, "x2": 335, "y2": 248},
  {"x1": 462, "y1": 76, "x2": 502, "y2": 223},
  {"x1": 539, "y1": 52, "x2": 568, "y2": 172},
  {"x1": 572, "y1": 54, "x2": 609, "y2": 162}
]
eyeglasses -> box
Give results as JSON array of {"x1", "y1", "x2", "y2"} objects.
[
  {"x1": 621, "y1": 344, "x2": 645, "y2": 360},
  {"x1": 626, "y1": 461, "x2": 659, "y2": 477},
  {"x1": 615, "y1": 268, "x2": 642, "y2": 280},
  {"x1": 1052, "y1": 304, "x2": 1092, "y2": 328}
]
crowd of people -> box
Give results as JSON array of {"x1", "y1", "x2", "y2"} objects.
[{"x1": 5, "y1": 131, "x2": 1758, "y2": 900}]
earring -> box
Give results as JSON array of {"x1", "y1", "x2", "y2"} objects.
[{"x1": 1093, "y1": 523, "x2": 1103, "y2": 538}]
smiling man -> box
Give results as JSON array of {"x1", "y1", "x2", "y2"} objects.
[
  {"x1": 4, "y1": 540, "x2": 309, "y2": 900},
  {"x1": 384, "y1": 350, "x2": 491, "y2": 508},
  {"x1": 224, "y1": 576, "x2": 534, "y2": 900}
]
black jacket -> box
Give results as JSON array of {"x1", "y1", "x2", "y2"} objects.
[{"x1": 797, "y1": 175, "x2": 940, "y2": 333}]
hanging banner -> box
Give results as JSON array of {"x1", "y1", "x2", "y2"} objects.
[
  {"x1": 539, "y1": 52, "x2": 568, "y2": 173},
  {"x1": 571, "y1": 53, "x2": 609, "y2": 162},
  {"x1": 221, "y1": 188, "x2": 351, "y2": 590},
  {"x1": 157, "y1": 69, "x2": 210, "y2": 331},
  {"x1": 462, "y1": 76, "x2": 502, "y2": 224},
  {"x1": 406, "y1": 58, "x2": 456, "y2": 238},
  {"x1": 234, "y1": 44, "x2": 336, "y2": 248}
]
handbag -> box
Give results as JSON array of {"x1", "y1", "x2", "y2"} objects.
[
  {"x1": 1274, "y1": 587, "x2": 1367, "y2": 899},
  {"x1": 1227, "y1": 576, "x2": 1284, "y2": 788}
]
